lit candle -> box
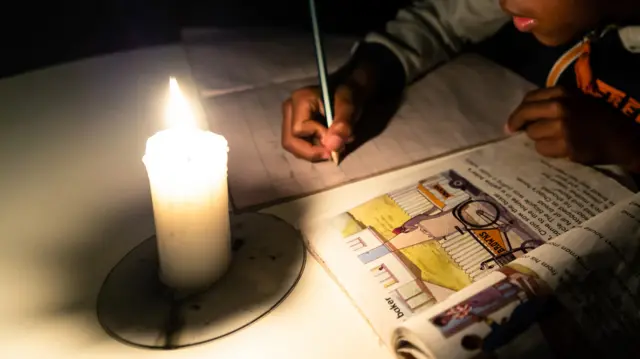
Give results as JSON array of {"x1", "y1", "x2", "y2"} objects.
[{"x1": 143, "y1": 77, "x2": 231, "y2": 293}]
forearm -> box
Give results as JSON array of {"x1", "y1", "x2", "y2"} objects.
[
  {"x1": 595, "y1": 109, "x2": 640, "y2": 175},
  {"x1": 338, "y1": 0, "x2": 510, "y2": 99},
  {"x1": 613, "y1": 137, "x2": 640, "y2": 175},
  {"x1": 343, "y1": 43, "x2": 407, "y2": 100}
]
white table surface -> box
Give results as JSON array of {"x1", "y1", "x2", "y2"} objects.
[{"x1": 2, "y1": 44, "x2": 465, "y2": 359}]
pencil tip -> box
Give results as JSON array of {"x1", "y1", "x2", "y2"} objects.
[{"x1": 331, "y1": 151, "x2": 340, "y2": 165}]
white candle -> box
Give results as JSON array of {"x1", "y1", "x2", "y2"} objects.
[{"x1": 143, "y1": 77, "x2": 231, "y2": 292}]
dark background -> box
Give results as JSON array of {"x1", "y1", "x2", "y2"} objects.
[{"x1": 0, "y1": 0, "x2": 409, "y2": 79}]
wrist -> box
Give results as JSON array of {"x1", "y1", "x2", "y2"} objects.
[
  {"x1": 606, "y1": 120, "x2": 640, "y2": 174},
  {"x1": 344, "y1": 64, "x2": 379, "y2": 102},
  {"x1": 341, "y1": 42, "x2": 407, "y2": 100}
]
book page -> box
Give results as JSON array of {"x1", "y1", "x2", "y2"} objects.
[
  {"x1": 393, "y1": 191, "x2": 640, "y2": 359},
  {"x1": 301, "y1": 134, "x2": 631, "y2": 352},
  {"x1": 195, "y1": 49, "x2": 535, "y2": 210}
]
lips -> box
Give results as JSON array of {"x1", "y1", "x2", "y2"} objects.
[
  {"x1": 513, "y1": 16, "x2": 538, "y2": 32},
  {"x1": 500, "y1": 0, "x2": 538, "y2": 32}
]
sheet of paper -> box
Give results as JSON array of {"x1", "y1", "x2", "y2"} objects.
[
  {"x1": 181, "y1": 28, "x2": 357, "y2": 96},
  {"x1": 199, "y1": 49, "x2": 536, "y2": 210}
]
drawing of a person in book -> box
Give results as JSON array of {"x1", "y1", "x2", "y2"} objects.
[
  {"x1": 458, "y1": 294, "x2": 593, "y2": 359},
  {"x1": 428, "y1": 266, "x2": 590, "y2": 358},
  {"x1": 342, "y1": 170, "x2": 547, "y2": 312},
  {"x1": 358, "y1": 198, "x2": 512, "y2": 264},
  {"x1": 459, "y1": 298, "x2": 554, "y2": 357},
  {"x1": 392, "y1": 198, "x2": 506, "y2": 237},
  {"x1": 430, "y1": 279, "x2": 523, "y2": 336}
]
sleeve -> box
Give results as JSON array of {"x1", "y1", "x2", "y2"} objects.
[{"x1": 350, "y1": 0, "x2": 510, "y2": 91}]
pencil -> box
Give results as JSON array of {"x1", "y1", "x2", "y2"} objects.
[{"x1": 308, "y1": 0, "x2": 339, "y2": 164}]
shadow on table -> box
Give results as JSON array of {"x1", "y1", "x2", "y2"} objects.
[
  {"x1": 341, "y1": 93, "x2": 403, "y2": 159},
  {"x1": 46, "y1": 196, "x2": 307, "y2": 349}
]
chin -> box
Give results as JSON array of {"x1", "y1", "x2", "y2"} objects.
[
  {"x1": 532, "y1": 30, "x2": 575, "y2": 47},
  {"x1": 532, "y1": 32, "x2": 572, "y2": 47}
]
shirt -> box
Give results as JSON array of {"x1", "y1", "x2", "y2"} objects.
[
  {"x1": 350, "y1": 0, "x2": 640, "y2": 123},
  {"x1": 347, "y1": 0, "x2": 640, "y2": 187}
]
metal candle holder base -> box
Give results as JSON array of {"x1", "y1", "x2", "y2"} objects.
[{"x1": 96, "y1": 212, "x2": 306, "y2": 349}]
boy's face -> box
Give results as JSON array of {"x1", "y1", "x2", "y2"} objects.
[{"x1": 499, "y1": 0, "x2": 603, "y2": 46}]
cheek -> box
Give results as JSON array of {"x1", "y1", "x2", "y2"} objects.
[
  {"x1": 532, "y1": 2, "x2": 601, "y2": 45},
  {"x1": 532, "y1": 17, "x2": 590, "y2": 46}
]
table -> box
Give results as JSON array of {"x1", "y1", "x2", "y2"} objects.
[
  {"x1": 3, "y1": 40, "x2": 521, "y2": 358},
  {"x1": 0, "y1": 44, "x2": 425, "y2": 359}
]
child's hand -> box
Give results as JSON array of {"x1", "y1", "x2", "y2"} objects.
[
  {"x1": 281, "y1": 84, "x2": 360, "y2": 162},
  {"x1": 506, "y1": 86, "x2": 640, "y2": 173}
]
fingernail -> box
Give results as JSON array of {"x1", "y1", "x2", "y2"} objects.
[
  {"x1": 321, "y1": 151, "x2": 331, "y2": 160},
  {"x1": 322, "y1": 133, "x2": 344, "y2": 151},
  {"x1": 504, "y1": 123, "x2": 513, "y2": 135}
]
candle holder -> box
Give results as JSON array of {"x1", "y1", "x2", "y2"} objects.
[{"x1": 96, "y1": 212, "x2": 306, "y2": 349}]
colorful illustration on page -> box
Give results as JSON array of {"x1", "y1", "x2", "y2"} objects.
[
  {"x1": 332, "y1": 170, "x2": 544, "y2": 315},
  {"x1": 429, "y1": 266, "x2": 550, "y2": 338},
  {"x1": 431, "y1": 265, "x2": 589, "y2": 358}
]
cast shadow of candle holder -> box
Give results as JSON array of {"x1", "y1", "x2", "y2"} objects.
[{"x1": 96, "y1": 212, "x2": 306, "y2": 350}]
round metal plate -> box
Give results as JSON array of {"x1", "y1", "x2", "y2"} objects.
[{"x1": 97, "y1": 212, "x2": 306, "y2": 349}]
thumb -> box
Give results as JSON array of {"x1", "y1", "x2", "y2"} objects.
[{"x1": 322, "y1": 91, "x2": 357, "y2": 151}]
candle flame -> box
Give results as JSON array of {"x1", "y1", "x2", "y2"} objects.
[{"x1": 166, "y1": 77, "x2": 197, "y2": 130}]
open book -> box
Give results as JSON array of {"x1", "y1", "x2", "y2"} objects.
[{"x1": 302, "y1": 134, "x2": 640, "y2": 358}]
